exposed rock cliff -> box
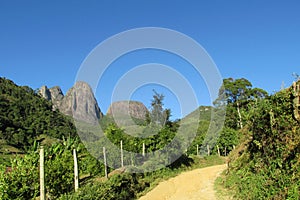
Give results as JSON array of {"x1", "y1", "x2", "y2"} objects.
[
  {"x1": 48, "y1": 86, "x2": 64, "y2": 110},
  {"x1": 49, "y1": 86, "x2": 64, "y2": 101},
  {"x1": 107, "y1": 101, "x2": 148, "y2": 120},
  {"x1": 39, "y1": 85, "x2": 51, "y2": 100},
  {"x1": 39, "y1": 82, "x2": 102, "y2": 124},
  {"x1": 61, "y1": 81, "x2": 102, "y2": 124}
]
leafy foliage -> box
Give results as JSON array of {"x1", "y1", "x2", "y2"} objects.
[
  {"x1": 223, "y1": 88, "x2": 300, "y2": 199},
  {"x1": 215, "y1": 78, "x2": 268, "y2": 129},
  {"x1": 146, "y1": 90, "x2": 171, "y2": 126},
  {"x1": 0, "y1": 138, "x2": 103, "y2": 199},
  {"x1": 0, "y1": 152, "x2": 39, "y2": 200},
  {"x1": 213, "y1": 127, "x2": 239, "y2": 156},
  {"x1": 59, "y1": 173, "x2": 145, "y2": 200},
  {"x1": 0, "y1": 77, "x2": 76, "y2": 149}
]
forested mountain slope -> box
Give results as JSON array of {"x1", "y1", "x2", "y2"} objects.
[{"x1": 0, "y1": 77, "x2": 76, "y2": 150}]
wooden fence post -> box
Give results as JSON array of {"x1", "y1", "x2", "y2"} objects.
[
  {"x1": 142, "y1": 143, "x2": 145, "y2": 157},
  {"x1": 40, "y1": 146, "x2": 45, "y2": 200},
  {"x1": 224, "y1": 147, "x2": 227, "y2": 156},
  {"x1": 103, "y1": 147, "x2": 108, "y2": 179},
  {"x1": 120, "y1": 140, "x2": 124, "y2": 167},
  {"x1": 207, "y1": 145, "x2": 210, "y2": 156},
  {"x1": 196, "y1": 144, "x2": 199, "y2": 156},
  {"x1": 217, "y1": 145, "x2": 221, "y2": 157},
  {"x1": 73, "y1": 149, "x2": 79, "y2": 192}
]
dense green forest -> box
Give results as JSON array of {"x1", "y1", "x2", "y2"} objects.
[{"x1": 0, "y1": 77, "x2": 76, "y2": 150}]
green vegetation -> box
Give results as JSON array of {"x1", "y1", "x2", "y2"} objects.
[
  {"x1": 3, "y1": 75, "x2": 299, "y2": 199},
  {"x1": 80, "y1": 92, "x2": 184, "y2": 171},
  {"x1": 145, "y1": 90, "x2": 171, "y2": 127},
  {"x1": 0, "y1": 137, "x2": 103, "y2": 200},
  {"x1": 59, "y1": 173, "x2": 145, "y2": 200},
  {"x1": 58, "y1": 155, "x2": 225, "y2": 200},
  {"x1": 218, "y1": 82, "x2": 300, "y2": 199},
  {"x1": 0, "y1": 135, "x2": 225, "y2": 199},
  {"x1": 0, "y1": 79, "x2": 225, "y2": 199},
  {"x1": 215, "y1": 78, "x2": 268, "y2": 130},
  {"x1": 0, "y1": 77, "x2": 76, "y2": 150}
]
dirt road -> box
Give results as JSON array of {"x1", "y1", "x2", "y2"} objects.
[{"x1": 139, "y1": 164, "x2": 227, "y2": 200}]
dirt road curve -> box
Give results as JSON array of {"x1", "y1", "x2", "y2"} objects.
[{"x1": 139, "y1": 164, "x2": 227, "y2": 200}]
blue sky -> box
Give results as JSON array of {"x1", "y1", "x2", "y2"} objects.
[{"x1": 0, "y1": 1, "x2": 300, "y2": 119}]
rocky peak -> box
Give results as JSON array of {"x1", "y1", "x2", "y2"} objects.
[
  {"x1": 107, "y1": 101, "x2": 148, "y2": 120},
  {"x1": 61, "y1": 81, "x2": 102, "y2": 124},
  {"x1": 39, "y1": 82, "x2": 102, "y2": 124},
  {"x1": 39, "y1": 85, "x2": 64, "y2": 102},
  {"x1": 39, "y1": 85, "x2": 51, "y2": 100},
  {"x1": 49, "y1": 86, "x2": 64, "y2": 101}
]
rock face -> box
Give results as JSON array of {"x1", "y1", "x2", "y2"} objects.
[
  {"x1": 49, "y1": 86, "x2": 64, "y2": 110},
  {"x1": 39, "y1": 82, "x2": 102, "y2": 124},
  {"x1": 49, "y1": 86, "x2": 64, "y2": 101},
  {"x1": 107, "y1": 101, "x2": 148, "y2": 120},
  {"x1": 39, "y1": 86, "x2": 51, "y2": 100},
  {"x1": 61, "y1": 82, "x2": 102, "y2": 124}
]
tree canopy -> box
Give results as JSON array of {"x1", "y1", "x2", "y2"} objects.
[
  {"x1": 146, "y1": 90, "x2": 171, "y2": 127},
  {"x1": 215, "y1": 78, "x2": 268, "y2": 129},
  {"x1": 0, "y1": 77, "x2": 76, "y2": 149}
]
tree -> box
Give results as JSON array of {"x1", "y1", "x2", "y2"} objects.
[
  {"x1": 215, "y1": 78, "x2": 268, "y2": 129},
  {"x1": 148, "y1": 90, "x2": 171, "y2": 127},
  {"x1": 214, "y1": 127, "x2": 238, "y2": 156}
]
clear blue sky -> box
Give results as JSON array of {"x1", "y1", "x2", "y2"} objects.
[{"x1": 1, "y1": 1, "x2": 300, "y2": 119}]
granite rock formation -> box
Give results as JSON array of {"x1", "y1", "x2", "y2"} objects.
[
  {"x1": 107, "y1": 101, "x2": 148, "y2": 120},
  {"x1": 39, "y1": 85, "x2": 51, "y2": 100},
  {"x1": 39, "y1": 82, "x2": 102, "y2": 124}
]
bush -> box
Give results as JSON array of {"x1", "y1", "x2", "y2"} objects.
[
  {"x1": 0, "y1": 138, "x2": 103, "y2": 199},
  {"x1": 0, "y1": 153, "x2": 39, "y2": 200},
  {"x1": 223, "y1": 89, "x2": 300, "y2": 199},
  {"x1": 59, "y1": 173, "x2": 146, "y2": 200}
]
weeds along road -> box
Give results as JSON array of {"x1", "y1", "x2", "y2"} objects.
[{"x1": 139, "y1": 164, "x2": 227, "y2": 200}]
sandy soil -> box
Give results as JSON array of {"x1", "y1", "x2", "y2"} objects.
[{"x1": 139, "y1": 164, "x2": 227, "y2": 200}]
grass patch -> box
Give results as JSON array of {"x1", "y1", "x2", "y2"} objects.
[{"x1": 215, "y1": 173, "x2": 235, "y2": 200}]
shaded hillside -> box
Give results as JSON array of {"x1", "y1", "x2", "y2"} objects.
[
  {"x1": 0, "y1": 77, "x2": 76, "y2": 150},
  {"x1": 182, "y1": 105, "x2": 212, "y2": 123},
  {"x1": 181, "y1": 106, "x2": 218, "y2": 155}
]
